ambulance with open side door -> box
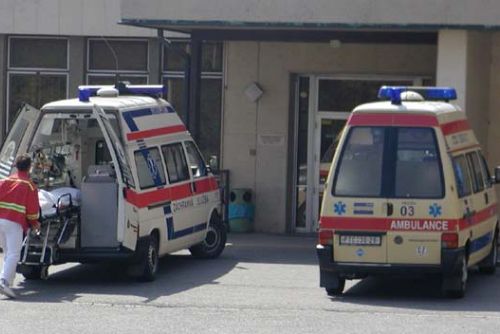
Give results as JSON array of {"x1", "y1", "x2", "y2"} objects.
[
  {"x1": 0, "y1": 83, "x2": 226, "y2": 282},
  {"x1": 317, "y1": 86, "x2": 500, "y2": 298}
]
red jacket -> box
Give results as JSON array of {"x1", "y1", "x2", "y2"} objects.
[{"x1": 0, "y1": 171, "x2": 39, "y2": 231}]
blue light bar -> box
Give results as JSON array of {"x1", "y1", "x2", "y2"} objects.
[
  {"x1": 78, "y1": 84, "x2": 166, "y2": 102},
  {"x1": 378, "y1": 86, "x2": 457, "y2": 105}
]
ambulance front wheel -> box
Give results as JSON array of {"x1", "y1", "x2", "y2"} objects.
[
  {"x1": 22, "y1": 265, "x2": 49, "y2": 280},
  {"x1": 189, "y1": 215, "x2": 227, "y2": 259}
]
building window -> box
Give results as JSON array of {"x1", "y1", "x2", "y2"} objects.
[
  {"x1": 7, "y1": 36, "x2": 68, "y2": 129},
  {"x1": 86, "y1": 38, "x2": 149, "y2": 85},
  {"x1": 162, "y1": 41, "x2": 223, "y2": 166}
]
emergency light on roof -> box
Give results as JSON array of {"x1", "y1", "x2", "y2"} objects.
[
  {"x1": 78, "y1": 83, "x2": 166, "y2": 102},
  {"x1": 378, "y1": 86, "x2": 457, "y2": 105}
]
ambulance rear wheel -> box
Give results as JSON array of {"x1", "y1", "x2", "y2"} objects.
[
  {"x1": 138, "y1": 234, "x2": 159, "y2": 282},
  {"x1": 442, "y1": 254, "x2": 467, "y2": 299},
  {"x1": 189, "y1": 216, "x2": 227, "y2": 259},
  {"x1": 22, "y1": 265, "x2": 49, "y2": 280},
  {"x1": 325, "y1": 278, "x2": 345, "y2": 296}
]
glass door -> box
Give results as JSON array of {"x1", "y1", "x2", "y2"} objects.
[{"x1": 293, "y1": 75, "x2": 423, "y2": 233}]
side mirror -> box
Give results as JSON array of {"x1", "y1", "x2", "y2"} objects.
[
  {"x1": 494, "y1": 166, "x2": 500, "y2": 184},
  {"x1": 209, "y1": 155, "x2": 219, "y2": 173}
]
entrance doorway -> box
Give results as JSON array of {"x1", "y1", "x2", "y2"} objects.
[{"x1": 293, "y1": 75, "x2": 425, "y2": 233}]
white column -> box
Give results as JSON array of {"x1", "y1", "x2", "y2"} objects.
[{"x1": 436, "y1": 30, "x2": 468, "y2": 109}]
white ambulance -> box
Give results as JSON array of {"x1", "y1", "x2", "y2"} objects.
[
  {"x1": 1, "y1": 84, "x2": 226, "y2": 281},
  {"x1": 317, "y1": 86, "x2": 499, "y2": 298}
]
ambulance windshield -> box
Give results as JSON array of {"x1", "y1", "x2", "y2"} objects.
[{"x1": 333, "y1": 127, "x2": 444, "y2": 198}]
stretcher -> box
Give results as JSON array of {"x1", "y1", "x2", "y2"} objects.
[{"x1": 17, "y1": 193, "x2": 80, "y2": 280}]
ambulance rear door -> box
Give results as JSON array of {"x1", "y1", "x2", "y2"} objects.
[
  {"x1": 329, "y1": 126, "x2": 389, "y2": 263},
  {"x1": 385, "y1": 127, "x2": 447, "y2": 265},
  {"x1": 0, "y1": 104, "x2": 40, "y2": 178},
  {"x1": 93, "y1": 105, "x2": 137, "y2": 251}
]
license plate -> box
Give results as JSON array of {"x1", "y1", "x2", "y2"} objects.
[{"x1": 339, "y1": 235, "x2": 381, "y2": 246}]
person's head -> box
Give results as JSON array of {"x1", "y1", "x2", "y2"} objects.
[{"x1": 15, "y1": 154, "x2": 32, "y2": 172}]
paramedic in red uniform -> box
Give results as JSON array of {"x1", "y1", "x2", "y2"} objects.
[{"x1": 0, "y1": 154, "x2": 40, "y2": 299}]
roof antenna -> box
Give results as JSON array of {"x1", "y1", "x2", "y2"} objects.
[{"x1": 100, "y1": 36, "x2": 120, "y2": 85}]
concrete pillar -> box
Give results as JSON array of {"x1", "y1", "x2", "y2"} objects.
[{"x1": 436, "y1": 30, "x2": 468, "y2": 109}]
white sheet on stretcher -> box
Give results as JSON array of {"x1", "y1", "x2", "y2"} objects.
[{"x1": 39, "y1": 187, "x2": 81, "y2": 218}]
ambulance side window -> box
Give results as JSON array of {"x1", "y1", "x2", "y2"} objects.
[
  {"x1": 452, "y1": 155, "x2": 473, "y2": 198},
  {"x1": 466, "y1": 151, "x2": 485, "y2": 193},
  {"x1": 184, "y1": 141, "x2": 207, "y2": 179},
  {"x1": 479, "y1": 152, "x2": 493, "y2": 188},
  {"x1": 133, "y1": 147, "x2": 166, "y2": 189},
  {"x1": 161, "y1": 143, "x2": 190, "y2": 184}
]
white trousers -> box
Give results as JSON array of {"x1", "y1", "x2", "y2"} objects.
[{"x1": 0, "y1": 218, "x2": 23, "y2": 286}]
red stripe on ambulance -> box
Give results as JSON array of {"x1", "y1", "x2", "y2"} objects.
[
  {"x1": 440, "y1": 119, "x2": 470, "y2": 136},
  {"x1": 125, "y1": 176, "x2": 218, "y2": 208},
  {"x1": 320, "y1": 204, "x2": 496, "y2": 232},
  {"x1": 127, "y1": 124, "x2": 187, "y2": 141}
]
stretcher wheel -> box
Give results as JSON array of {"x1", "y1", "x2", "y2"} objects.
[{"x1": 22, "y1": 265, "x2": 49, "y2": 280}]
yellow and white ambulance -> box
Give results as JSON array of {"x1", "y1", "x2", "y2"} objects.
[
  {"x1": 1, "y1": 83, "x2": 225, "y2": 281},
  {"x1": 317, "y1": 86, "x2": 499, "y2": 298}
]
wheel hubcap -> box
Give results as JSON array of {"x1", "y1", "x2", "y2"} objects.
[{"x1": 204, "y1": 226, "x2": 219, "y2": 249}]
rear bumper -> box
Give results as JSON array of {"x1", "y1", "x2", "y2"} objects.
[{"x1": 316, "y1": 244, "x2": 464, "y2": 280}]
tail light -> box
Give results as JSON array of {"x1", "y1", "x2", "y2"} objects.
[
  {"x1": 441, "y1": 233, "x2": 459, "y2": 248},
  {"x1": 319, "y1": 229, "x2": 334, "y2": 246}
]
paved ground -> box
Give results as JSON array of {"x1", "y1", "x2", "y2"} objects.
[{"x1": 1, "y1": 233, "x2": 500, "y2": 333}]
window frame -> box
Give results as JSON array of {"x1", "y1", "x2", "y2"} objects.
[
  {"x1": 86, "y1": 38, "x2": 150, "y2": 74},
  {"x1": 8, "y1": 36, "x2": 70, "y2": 71},
  {"x1": 6, "y1": 71, "x2": 69, "y2": 129}
]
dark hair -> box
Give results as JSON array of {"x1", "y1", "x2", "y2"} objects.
[{"x1": 15, "y1": 154, "x2": 32, "y2": 172}]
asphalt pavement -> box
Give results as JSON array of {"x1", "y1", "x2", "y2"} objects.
[{"x1": 1, "y1": 233, "x2": 500, "y2": 333}]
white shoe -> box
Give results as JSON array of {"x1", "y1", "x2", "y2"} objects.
[{"x1": 0, "y1": 280, "x2": 16, "y2": 299}]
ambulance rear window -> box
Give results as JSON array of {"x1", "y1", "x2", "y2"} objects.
[{"x1": 333, "y1": 126, "x2": 444, "y2": 198}]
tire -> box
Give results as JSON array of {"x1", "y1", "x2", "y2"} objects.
[
  {"x1": 442, "y1": 254, "x2": 467, "y2": 299},
  {"x1": 189, "y1": 215, "x2": 227, "y2": 259},
  {"x1": 325, "y1": 277, "x2": 346, "y2": 296},
  {"x1": 479, "y1": 234, "x2": 497, "y2": 275},
  {"x1": 138, "y1": 234, "x2": 159, "y2": 282},
  {"x1": 22, "y1": 265, "x2": 49, "y2": 280}
]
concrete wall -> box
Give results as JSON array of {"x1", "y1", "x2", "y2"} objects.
[
  {"x1": 0, "y1": 0, "x2": 154, "y2": 36},
  {"x1": 122, "y1": 0, "x2": 500, "y2": 28},
  {"x1": 223, "y1": 41, "x2": 436, "y2": 233}
]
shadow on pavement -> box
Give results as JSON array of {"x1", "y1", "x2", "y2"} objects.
[
  {"x1": 330, "y1": 268, "x2": 500, "y2": 312},
  {"x1": 12, "y1": 233, "x2": 317, "y2": 303}
]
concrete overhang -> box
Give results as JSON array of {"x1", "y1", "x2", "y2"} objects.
[{"x1": 120, "y1": 0, "x2": 500, "y2": 34}]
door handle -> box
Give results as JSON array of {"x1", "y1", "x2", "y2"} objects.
[{"x1": 387, "y1": 203, "x2": 394, "y2": 216}]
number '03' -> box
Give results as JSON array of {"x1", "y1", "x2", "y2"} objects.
[{"x1": 400, "y1": 205, "x2": 415, "y2": 216}]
